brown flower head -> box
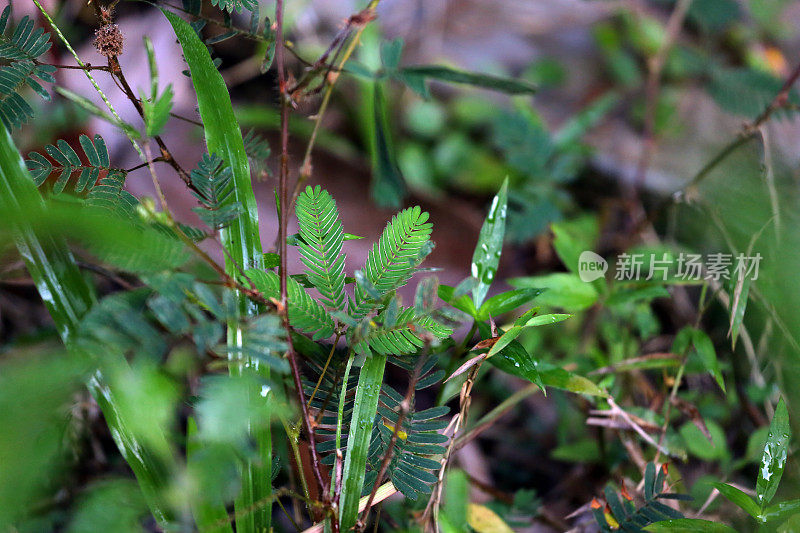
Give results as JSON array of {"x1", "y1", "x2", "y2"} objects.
[{"x1": 94, "y1": 24, "x2": 123, "y2": 58}]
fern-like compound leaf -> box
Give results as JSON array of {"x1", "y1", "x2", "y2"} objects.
[
  {"x1": 0, "y1": 7, "x2": 53, "y2": 61},
  {"x1": 244, "y1": 269, "x2": 335, "y2": 340},
  {"x1": 0, "y1": 8, "x2": 54, "y2": 129},
  {"x1": 26, "y1": 134, "x2": 122, "y2": 194},
  {"x1": 0, "y1": 60, "x2": 55, "y2": 129},
  {"x1": 296, "y1": 185, "x2": 346, "y2": 311},
  {"x1": 242, "y1": 128, "x2": 271, "y2": 177},
  {"x1": 87, "y1": 171, "x2": 139, "y2": 218},
  {"x1": 593, "y1": 463, "x2": 688, "y2": 533},
  {"x1": 354, "y1": 307, "x2": 452, "y2": 356},
  {"x1": 190, "y1": 153, "x2": 243, "y2": 229},
  {"x1": 363, "y1": 380, "x2": 449, "y2": 501},
  {"x1": 351, "y1": 206, "x2": 433, "y2": 318}
]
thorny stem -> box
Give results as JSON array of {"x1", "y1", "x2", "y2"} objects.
[
  {"x1": 275, "y1": 0, "x2": 333, "y2": 525},
  {"x1": 125, "y1": 156, "x2": 167, "y2": 173},
  {"x1": 281, "y1": 416, "x2": 313, "y2": 521},
  {"x1": 35, "y1": 60, "x2": 112, "y2": 72},
  {"x1": 105, "y1": 52, "x2": 194, "y2": 189}
]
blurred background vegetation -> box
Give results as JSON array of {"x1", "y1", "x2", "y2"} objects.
[{"x1": 4, "y1": 0, "x2": 800, "y2": 531}]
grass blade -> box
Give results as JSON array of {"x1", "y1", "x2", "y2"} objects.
[
  {"x1": 163, "y1": 11, "x2": 271, "y2": 532},
  {"x1": 0, "y1": 123, "x2": 175, "y2": 526},
  {"x1": 340, "y1": 353, "x2": 387, "y2": 530}
]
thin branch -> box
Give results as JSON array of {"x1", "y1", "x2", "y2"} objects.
[
  {"x1": 275, "y1": 0, "x2": 332, "y2": 521},
  {"x1": 290, "y1": 2, "x2": 380, "y2": 207},
  {"x1": 357, "y1": 352, "x2": 427, "y2": 531}
]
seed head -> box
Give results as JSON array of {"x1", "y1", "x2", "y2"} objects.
[{"x1": 94, "y1": 24, "x2": 123, "y2": 58}]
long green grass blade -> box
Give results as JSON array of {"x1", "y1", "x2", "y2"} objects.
[
  {"x1": 0, "y1": 123, "x2": 175, "y2": 526},
  {"x1": 163, "y1": 11, "x2": 271, "y2": 532},
  {"x1": 340, "y1": 353, "x2": 387, "y2": 530}
]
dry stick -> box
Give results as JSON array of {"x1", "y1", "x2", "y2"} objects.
[
  {"x1": 275, "y1": 0, "x2": 332, "y2": 525},
  {"x1": 423, "y1": 359, "x2": 483, "y2": 531},
  {"x1": 357, "y1": 354, "x2": 427, "y2": 531},
  {"x1": 290, "y1": 1, "x2": 380, "y2": 206}
]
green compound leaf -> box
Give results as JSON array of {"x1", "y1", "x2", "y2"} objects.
[
  {"x1": 351, "y1": 206, "x2": 433, "y2": 319},
  {"x1": 244, "y1": 269, "x2": 335, "y2": 340},
  {"x1": 296, "y1": 185, "x2": 346, "y2": 310}
]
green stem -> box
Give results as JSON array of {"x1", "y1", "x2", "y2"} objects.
[{"x1": 163, "y1": 11, "x2": 270, "y2": 532}]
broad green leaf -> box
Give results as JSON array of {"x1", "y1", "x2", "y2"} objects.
[
  {"x1": 142, "y1": 84, "x2": 173, "y2": 138},
  {"x1": 476, "y1": 288, "x2": 545, "y2": 321},
  {"x1": 680, "y1": 421, "x2": 729, "y2": 461},
  {"x1": 690, "y1": 328, "x2": 725, "y2": 392},
  {"x1": 487, "y1": 313, "x2": 571, "y2": 357},
  {"x1": 757, "y1": 398, "x2": 791, "y2": 509},
  {"x1": 163, "y1": 11, "x2": 271, "y2": 532},
  {"x1": 645, "y1": 519, "x2": 737, "y2": 532},
  {"x1": 438, "y1": 284, "x2": 478, "y2": 318},
  {"x1": 551, "y1": 216, "x2": 599, "y2": 274},
  {"x1": 370, "y1": 80, "x2": 405, "y2": 207},
  {"x1": 67, "y1": 478, "x2": 148, "y2": 533},
  {"x1": 538, "y1": 363, "x2": 607, "y2": 397},
  {"x1": 400, "y1": 65, "x2": 536, "y2": 99},
  {"x1": 764, "y1": 498, "x2": 800, "y2": 522},
  {"x1": 442, "y1": 470, "x2": 469, "y2": 532},
  {"x1": 606, "y1": 285, "x2": 670, "y2": 307},
  {"x1": 0, "y1": 350, "x2": 90, "y2": 529},
  {"x1": 187, "y1": 418, "x2": 233, "y2": 533},
  {"x1": 511, "y1": 273, "x2": 598, "y2": 311},
  {"x1": 471, "y1": 178, "x2": 508, "y2": 308},
  {"x1": 486, "y1": 336, "x2": 544, "y2": 393},
  {"x1": 524, "y1": 313, "x2": 572, "y2": 327},
  {"x1": 487, "y1": 326, "x2": 523, "y2": 357},
  {"x1": 712, "y1": 482, "x2": 761, "y2": 519}
]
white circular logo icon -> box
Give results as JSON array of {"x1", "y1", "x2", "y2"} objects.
[{"x1": 578, "y1": 251, "x2": 607, "y2": 282}]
